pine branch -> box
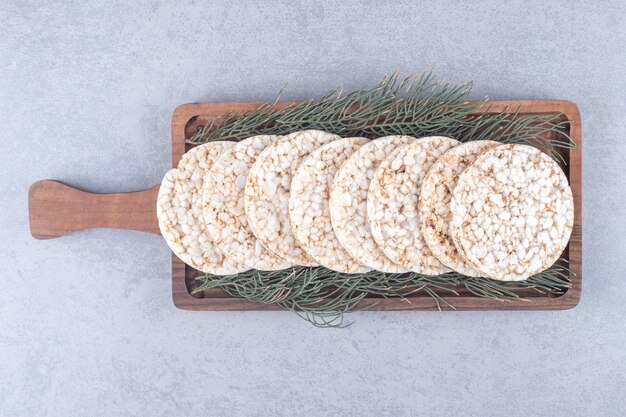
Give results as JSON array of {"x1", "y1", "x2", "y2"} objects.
[
  {"x1": 188, "y1": 72, "x2": 575, "y2": 161},
  {"x1": 189, "y1": 73, "x2": 577, "y2": 327},
  {"x1": 193, "y1": 262, "x2": 572, "y2": 328}
]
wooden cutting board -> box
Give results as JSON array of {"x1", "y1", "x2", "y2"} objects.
[{"x1": 29, "y1": 100, "x2": 582, "y2": 311}]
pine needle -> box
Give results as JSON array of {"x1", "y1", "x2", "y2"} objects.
[
  {"x1": 194, "y1": 262, "x2": 572, "y2": 328},
  {"x1": 189, "y1": 72, "x2": 576, "y2": 327},
  {"x1": 188, "y1": 72, "x2": 575, "y2": 161}
]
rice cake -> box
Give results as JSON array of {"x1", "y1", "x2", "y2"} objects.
[
  {"x1": 418, "y1": 140, "x2": 500, "y2": 277},
  {"x1": 450, "y1": 144, "x2": 574, "y2": 281},
  {"x1": 203, "y1": 135, "x2": 293, "y2": 271},
  {"x1": 367, "y1": 136, "x2": 460, "y2": 274},
  {"x1": 245, "y1": 130, "x2": 339, "y2": 266},
  {"x1": 329, "y1": 135, "x2": 416, "y2": 273},
  {"x1": 157, "y1": 142, "x2": 249, "y2": 274},
  {"x1": 289, "y1": 137, "x2": 371, "y2": 273}
]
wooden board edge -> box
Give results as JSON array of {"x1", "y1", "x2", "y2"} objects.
[{"x1": 559, "y1": 101, "x2": 582, "y2": 309}]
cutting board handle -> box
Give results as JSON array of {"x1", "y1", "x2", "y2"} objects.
[{"x1": 28, "y1": 180, "x2": 161, "y2": 240}]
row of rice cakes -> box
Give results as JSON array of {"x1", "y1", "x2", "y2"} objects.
[{"x1": 157, "y1": 130, "x2": 574, "y2": 281}]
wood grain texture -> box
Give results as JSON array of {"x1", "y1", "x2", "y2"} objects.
[
  {"x1": 171, "y1": 100, "x2": 582, "y2": 311},
  {"x1": 29, "y1": 180, "x2": 160, "y2": 239}
]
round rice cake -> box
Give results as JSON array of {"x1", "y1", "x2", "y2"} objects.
[
  {"x1": 450, "y1": 144, "x2": 574, "y2": 281},
  {"x1": 289, "y1": 137, "x2": 372, "y2": 273},
  {"x1": 418, "y1": 140, "x2": 500, "y2": 277},
  {"x1": 203, "y1": 135, "x2": 293, "y2": 271},
  {"x1": 367, "y1": 136, "x2": 460, "y2": 274},
  {"x1": 157, "y1": 141, "x2": 249, "y2": 274},
  {"x1": 245, "y1": 130, "x2": 339, "y2": 266},
  {"x1": 329, "y1": 135, "x2": 416, "y2": 273}
]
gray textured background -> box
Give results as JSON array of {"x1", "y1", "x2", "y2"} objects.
[{"x1": 1, "y1": 1, "x2": 625, "y2": 416}]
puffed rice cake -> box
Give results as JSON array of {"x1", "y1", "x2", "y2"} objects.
[
  {"x1": 289, "y1": 137, "x2": 372, "y2": 273},
  {"x1": 329, "y1": 135, "x2": 416, "y2": 273},
  {"x1": 418, "y1": 140, "x2": 500, "y2": 276},
  {"x1": 245, "y1": 130, "x2": 339, "y2": 266},
  {"x1": 203, "y1": 135, "x2": 293, "y2": 271},
  {"x1": 450, "y1": 144, "x2": 574, "y2": 281},
  {"x1": 367, "y1": 136, "x2": 460, "y2": 274},
  {"x1": 157, "y1": 142, "x2": 249, "y2": 274}
]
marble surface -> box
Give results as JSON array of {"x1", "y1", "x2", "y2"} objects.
[{"x1": 1, "y1": 1, "x2": 625, "y2": 416}]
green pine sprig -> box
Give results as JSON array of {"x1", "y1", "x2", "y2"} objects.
[
  {"x1": 188, "y1": 72, "x2": 575, "y2": 161},
  {"x1": 189, "y1": 72, "x2": 576, "y2": 327},
  {"x1": 194, "y1": 262, "x2": 572, "y2": 328}
]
